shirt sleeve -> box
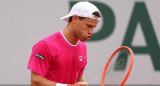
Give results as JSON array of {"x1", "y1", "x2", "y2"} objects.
[
  {"x1": 78, "y1": 64, "x2": 86, "y2": 76},
  {"x1": 27, "y1": 40, "x2": 52, "y2": 77}
]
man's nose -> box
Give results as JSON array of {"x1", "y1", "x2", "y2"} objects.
[{"x1": 89, "y1": 28, "x2": 94, "y2": 35}]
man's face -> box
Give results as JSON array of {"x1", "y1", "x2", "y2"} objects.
[{"x1": 74, "y1": 17, "x2": 99, "y2": 42}]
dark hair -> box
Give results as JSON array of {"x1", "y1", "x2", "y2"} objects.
[
  {"x1": 69, "y1": 11, "x2": 101, "y2": 23},
  {"x1": 92, "y1": 11, "x2": 101, "y2": 17},
  {"x1": 69, "y1": 16, "x2": 73, "y2": 23},
  {"x1": 69, "y1": 16, "x2": 85, "y2": 23}
]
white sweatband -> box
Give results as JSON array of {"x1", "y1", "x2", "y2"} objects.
[{"x1": 56, "y1": 83, "x2": 67, "y2": 86}]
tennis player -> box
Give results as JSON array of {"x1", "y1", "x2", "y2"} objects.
[{"x1": 27, "y1": 1, "x2": 101, "y2": 86}]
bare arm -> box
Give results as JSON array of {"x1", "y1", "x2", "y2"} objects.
[
  {"x1": 31, "y1": 71, "x2": 57, "y2": 86},
  {"x1": 77, "y1": 76, "x2": 85, "y2": 82},
  {"x1": 31, "y1": 72, "x2": 88, "y2": 86}
]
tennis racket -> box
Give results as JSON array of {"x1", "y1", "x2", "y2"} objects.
[{"x1": 101, "y1": 46, "x2": 134, "y2": 86}]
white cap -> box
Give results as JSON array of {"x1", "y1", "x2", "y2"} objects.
[{"x1": 60, "y1": 1, "x2": 101, "y2": 22}]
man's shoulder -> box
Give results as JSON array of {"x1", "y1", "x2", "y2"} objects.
[
  {"x1": 35, "y1": 31, "x2": 61, "y2": 47},
  {"x1": 43, "y1": 31, "x2": 61, "y2": 41}
]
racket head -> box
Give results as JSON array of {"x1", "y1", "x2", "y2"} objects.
[{"x1": 101, "y1": 46, "x2": 134, "y2": 86}]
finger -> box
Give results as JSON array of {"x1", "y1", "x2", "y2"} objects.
[{"x1": 80, "y1": 82, "x2": 88, "y2": 86}]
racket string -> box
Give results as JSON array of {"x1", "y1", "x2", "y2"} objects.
[{"x1": 104, "y1": 49, "x2": 131, "y2": 86}]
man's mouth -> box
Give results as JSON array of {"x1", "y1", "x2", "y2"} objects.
[{"x1": 86, "y1": 36, "x2": 92, "y2": 40}]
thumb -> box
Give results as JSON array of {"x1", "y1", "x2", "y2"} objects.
[{"x1": 80, "y1": 82, "x2": 88, "y2": 86}]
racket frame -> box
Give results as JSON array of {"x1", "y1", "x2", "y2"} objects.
[{"x1": 101, "y1": 46, "x2": 134, "y2": 86}]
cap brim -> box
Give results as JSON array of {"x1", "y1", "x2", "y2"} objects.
[{"x1": 60, "y1": 14, "x2": 72, "y2": 22}]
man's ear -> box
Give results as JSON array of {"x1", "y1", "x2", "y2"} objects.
[{"x1": 72, "y1": 15, "x2": 79, "y2": 24}]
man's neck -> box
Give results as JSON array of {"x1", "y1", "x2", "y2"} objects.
[{"x1": 62, "y1": 26, "x2": 79, "y2": 45}]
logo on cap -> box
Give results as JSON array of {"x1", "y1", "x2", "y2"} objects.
[{"x1": 92, "y1": 15, "x2": 99, "y2": 20}]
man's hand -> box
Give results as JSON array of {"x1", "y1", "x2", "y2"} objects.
[{"x1": 68, "y1": 82, "x2": 88, "y2": 86}]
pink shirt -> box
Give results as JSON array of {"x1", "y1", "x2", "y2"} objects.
[{"x1": 27, "y1": 31, "x2": 87, "y2": 84}]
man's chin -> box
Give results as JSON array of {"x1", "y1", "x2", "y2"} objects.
[{"x1": 79, "y1": 39, "x2": 87, "y2": 42}]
